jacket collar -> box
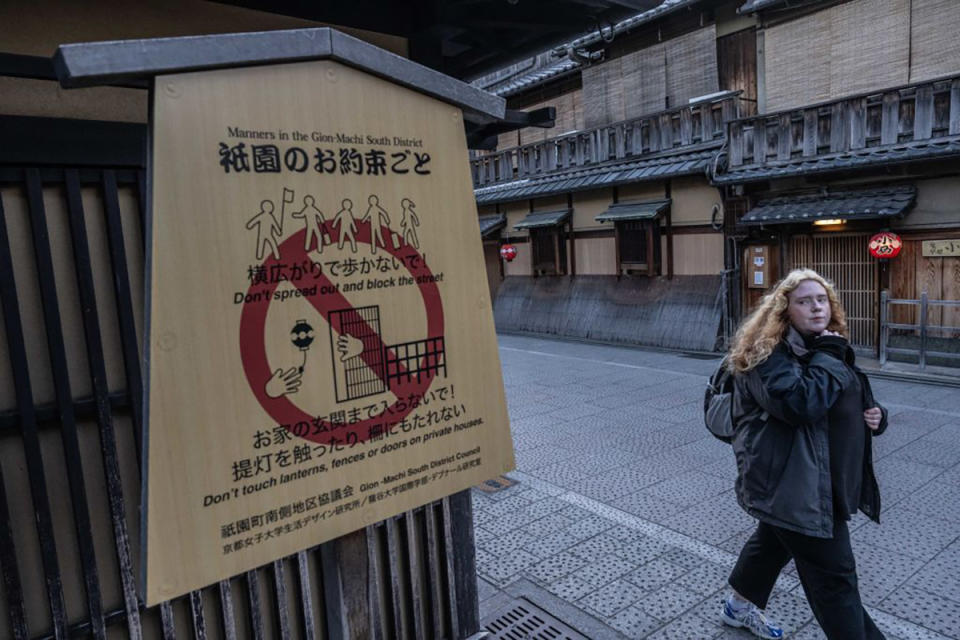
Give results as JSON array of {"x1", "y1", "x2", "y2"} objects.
[{"x1": 784, "y1": 326, "x2": 810, "y2": 358}]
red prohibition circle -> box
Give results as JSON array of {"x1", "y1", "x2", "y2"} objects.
[{"x1": 239, "y1": 219, "x2": 444, "y2": 444}]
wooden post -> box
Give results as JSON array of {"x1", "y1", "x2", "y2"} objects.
[
  {"x1": 919, "y1": 290, "x2": 928, "y2": 369},
  {"x1": 914, "y1": 84, "x2": 934, "y2": 140},
  {"x1": 568, "y1": 221, "x2": 576, "y2": 277},
  {"x1": 879, "y1": 289, "x2": 888, "y2": 366},
  {"x1": 665, "y1": 182, "x2": 673, "y2": 279},
  {"x1": 729, "y1": 122, "x2": 743, "y2": 166},
  {"x1": 646, "y1": 221, "x2": 656, "y2": 277},
  {"x1": 614, "y1": 223, "x2": 622, "y2": 279},
  {"x1": 802, "y1": 108, "x2": 818, "y2": 156},
  {"x1": 881, "y1": 91, "x2": 900, "y2": 145}
]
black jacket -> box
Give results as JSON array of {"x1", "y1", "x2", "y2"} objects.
[{"x1": 731, "y1": 328, "x2": 888, "y2": 538}]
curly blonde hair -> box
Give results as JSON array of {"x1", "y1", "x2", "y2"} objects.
[{"x1": 727, "y1": 268, "x2": 848, "y2": 373}]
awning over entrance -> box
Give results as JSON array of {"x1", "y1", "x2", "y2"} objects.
[
  {"x1": 514, "y1": 208, "x2": 572, "y2": 230},
  {"x1": 740, "y1": 185, "x2": 917, "y2": 226},
  {"x1": 478, "y1": 213, "x2": 507, "y2": 238},
  {"x1": 595, "y1": 199, "x2": 671, "y2": 222}
]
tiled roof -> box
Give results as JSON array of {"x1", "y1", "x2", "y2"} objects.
[
  {"x1": 478, "y1": 213, "x2": 507, "y2": 237},
  {"x1": 595, "y1": 199, "x2": 671, "y2": 221},
  {"x1": 713, "y1": 137, "x2": 960, "y2": 184},
  {"x1": 475, "y1": 147, "x2": 716, "y2": 205},
  {"x1": 739, "y1": 185, "x2": 917, "y2": 226},
  {"x1": 514, "y1": 209, "x2": 572, "y2": 229},
  {"x1": 476, "y1": 0, "x2": 699, "y2": 97}
]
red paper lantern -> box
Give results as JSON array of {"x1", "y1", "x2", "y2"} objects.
[
  {"x1": 500, "y1": 244, "x2": 518, "y2": 262},
  {"x1": 868, "y1": 232, "x2": 902, "y2": 259}
]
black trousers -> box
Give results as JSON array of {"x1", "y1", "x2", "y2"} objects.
[{"x1": 728, "y1": 520, "x2": 885, "y2": 640}]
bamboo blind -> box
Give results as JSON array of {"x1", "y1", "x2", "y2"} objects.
[
  {"x1": 664, "y1": 26, "x2": 719, "y2": 109},
  {"x1": 583, "y1": 26, "x2": 718, "y2": 127},
  {"x1": 909, "y1": 0, "x2": 960, "y2": 83},
  {"x1": 582, "y1": 56, "x2": 625, "y2": 129},
  {"x1": 791, "y1": 233, "x2": 877, "y2": 349},
  {"x1": 620, "y1": 44, "x2": 667, "y2": 118}
]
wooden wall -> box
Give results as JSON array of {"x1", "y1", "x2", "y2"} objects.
[
  {"x1": 571, "y1": 189, "x2": 611, "y2": 230},
  {"x1": 670, "y1": 178, "x2": 722, "y2": 226},
  {"x1": 574, "y1": 237, "x2": 617, "y2": 275},
  {"x1": 717, "y1": 28, "x2": 757, "y2": 116},
  {"x1": 671, "y1": 233, "x2": 724, "y2": 276},
  {"x1": 889, "y1": 235, "x2": 960, "y2": 334}
]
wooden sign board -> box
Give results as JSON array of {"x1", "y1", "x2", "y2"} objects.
[
  {"x1": 922, "y1": 239, "x2": 960, "y2": 257},
  {"x1": 144, "y1": 59, "x2": 514, "y2": 605}
]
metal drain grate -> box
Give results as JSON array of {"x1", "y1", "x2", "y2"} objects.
[{"x1": 483, "y1": 601, "x2": 590, "y2": 640}]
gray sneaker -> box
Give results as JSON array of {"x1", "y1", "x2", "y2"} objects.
[{"x1": 720, "y1": 600, "x2": 784, "y2": 639}]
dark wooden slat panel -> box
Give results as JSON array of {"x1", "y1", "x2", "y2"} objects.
[
  {"x1": 271, "y1": 560, "x2": 291, "y2": 640},
  {"x1": 160, "y1": 602, "x2": 177, "y2": 640},
  {"x1": 218, "y1": 581, "x2": 237, "y2": 640},
  {"x1": 424, "y1": 503, "x2": 446, "y2": 638},
  {"x1": 364, "y1": 527, "x2": 386, "y2": 640},
  {"x1": 385, "y1": 518, "x2": 407, "y2": 640},
  {"x1": 29, "y1": 168, "x2": 107, "y2": 640},
  {"x1": 100, "y1": 171, "x2": 144, "y2": 465},
  {"x1": 446, "y1": 492, "x2": 480, "y2": 638},
  {"x1": 0, "y1": 460, "x2": 30, "y2": 640},
  {"x1": 294, "y1": 552, "x2": 316, "y2": 640},
  {"x1": 403, "y1": 511, "x2": 426, "y2": 640},
  {"x1": 62, "y1": 171, "x2": 143, "y2": 640},
  {"x1": 245, "y1": 571, "x2": 265, "y2": 640},
  {"x1": 16, "y1": 169, "x2": 70, "y2": 640},
  {"x1": 189, "y1": 592, "x2": 206, "y2": 640}
]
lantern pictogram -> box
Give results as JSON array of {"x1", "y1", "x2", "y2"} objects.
[
  {"x1": 500, "y1": 244, "x2": 517, "y2": 262},
  {"x1": 290, "y1": 319, "x2": 314, "y2": 371},
  {"x1": 868, "y1": 232, "x2": 902, "y2": 259}
]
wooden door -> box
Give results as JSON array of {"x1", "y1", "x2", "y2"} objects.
[{"x1": 791, "y1": 233, "x2": 878, "y2": 349}]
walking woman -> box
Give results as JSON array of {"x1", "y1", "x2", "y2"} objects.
[{"x1": 720, "y1": 269, "x2": 888, "y2": 639}]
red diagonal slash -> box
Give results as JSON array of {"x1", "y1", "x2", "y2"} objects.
[{"x1": 239, "y1": 220, "x2": 444, "y2": 444}]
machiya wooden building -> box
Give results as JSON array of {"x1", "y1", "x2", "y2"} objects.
[{"x1": 471, "y1": 0, "x2": 960, "y2": 358}]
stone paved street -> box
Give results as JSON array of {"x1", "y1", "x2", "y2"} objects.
[{"x1": 475, "y1": 334, "x2": 960, "y2": 639}]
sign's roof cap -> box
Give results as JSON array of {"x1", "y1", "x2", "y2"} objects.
[{"x1": 53, "y1": 28, "x2": 505, "y2": 120}]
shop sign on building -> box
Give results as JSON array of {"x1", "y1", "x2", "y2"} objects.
[{"x1": 922, "y1": 238, "x2": 960, "y2": 257}]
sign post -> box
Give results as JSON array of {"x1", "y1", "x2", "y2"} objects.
[{"x1": 56, "y1": 29, "x2": 514, "y2": 610}]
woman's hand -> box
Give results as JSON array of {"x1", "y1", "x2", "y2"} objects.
[
  {"x1": 864, "y1": 407, "x2": 883, "y2": 431},
  {"x1": 819, "y1": 329, "x2": 842, "y2": 337}
]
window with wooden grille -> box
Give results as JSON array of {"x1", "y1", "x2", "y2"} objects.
[
  {"x1": 617, "y1": 220, "x2": 660, "y2": 275},
  {"x1": 530, "y1": 228, "x2": 568, "y2": 275}
]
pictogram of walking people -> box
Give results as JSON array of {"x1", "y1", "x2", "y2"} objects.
[
  {"x1": 292, "y1": 194, "x2": 328, "y2": 254},
  {"x1": 246, "y1": 188, "x2": 425, "y2": 261}
]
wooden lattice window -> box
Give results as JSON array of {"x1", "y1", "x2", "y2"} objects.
[
  {"x1": 530, "y1": 227, "x2": 568, "y2": 275},
  {"x1": 617, "y1": 220, "x2": 660, "y2": 275}
]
